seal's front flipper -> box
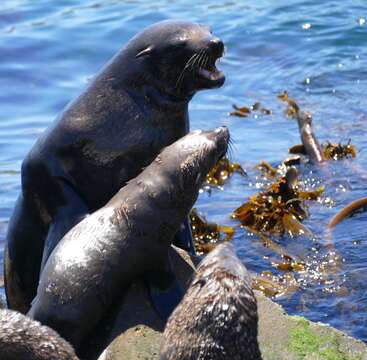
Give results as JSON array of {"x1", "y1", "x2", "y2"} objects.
[
  {"x1": 40, "y1": 179, "x2": 89, "y2": 270},
  {"x1": 145, "y1": 258, "x2": 184, "y2": 320},
  {"x1": 5, "y1": 194, "x2": 46, "y2": 313},
  {"x1": 173, "y1": 216, "x2": 195, "y2": 255}
]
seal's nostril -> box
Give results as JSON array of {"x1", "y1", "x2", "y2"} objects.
[{"x1": 209, "y1": 38, "x2": 224, "y2": 56}]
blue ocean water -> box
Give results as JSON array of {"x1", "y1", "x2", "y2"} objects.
[{"x1": 0, "y1": 0, "x2": 367, "y2": 341}]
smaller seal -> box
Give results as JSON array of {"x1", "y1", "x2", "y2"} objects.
[
  {"x1": 28, "y1": 127, "x2": 229, "y2": 353},
  {"x1": 160, "y1": 243, "x2": 262, "y2": 360},
  {"x1": 0, "y1": 309, "x2": 78, "y2": 360}
]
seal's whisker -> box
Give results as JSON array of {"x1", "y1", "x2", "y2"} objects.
[
  {"x1": 190, "y1": 50, "x2": 203, "y2": 71},
  {"x1": 227, "y1": 142, "x2": 234, "y2": 161},
  {"x1": 189, "y1": 51, "x2": 202, "y2": 71},
  {"x1": 176, "y1": 54, "x2": 197, "y2": 85},
  {"x1": 203, "y1": 53, "x2": 210, "y2": 70},
  {"x1": 176, "y1": 52, "x2": 199, "y2": 89},
  {"x1": 198, "y1": 50, "x2": 207, "y2": 69},
  {"x1": 227, "y1": 138, "x2": 238, "y2": 161}
]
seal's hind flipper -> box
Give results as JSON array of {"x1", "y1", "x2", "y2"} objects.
[
  {"x1": 5, "y1": 193, "x2": 46, "y2": 313},
  {"x1": 173, "y1": 216, "x2": 195, "y2": 255}
]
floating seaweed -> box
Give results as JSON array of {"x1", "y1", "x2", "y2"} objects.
[
  {"x1": 205, "y1": 157, "x2": 246, "y2": 187},
  {"x1": 272, "y1": 253, "x2": 306, "y2": 272},
  {"x1": 232, "y1": 167, "x2": 323, "y2": 237},
  {"x1": 230, "y1": 104, "x2": 251, "y2": 117},
  {"x1": 256, "y1": 158, "x2": 301, "y2": 179},
  {"x1": 253, "y1": 271, "x2": 299, "y2": 298},
  {"x1": 260, "y1": 108, "x2": 272, "y2": 115},
  {"x1": 189, "y1": 208, "x2": 235, "y2": 255},
  {"x1": 279, "y1": 91, "x2": 357, "y2": 164},
  {"x1": 255, "y1": 161, "x2": 278, "y2": 178},
  {"x1": 277, "y1": 90, "x2": 300, "y2": 117},
  {"x1": 289, "y1": 141, "x2": 357, "y2": 161},
  {"x1": 278, "y1": 91, "x2": 325, "y2": 163},
  {"x1": 322, "y1": 140, "x2": 357, "y2": 160},
  {"x1": 289, "y1": 144, "x2": 307, "y2": 155},
  {"x1": 230, "y1": 102, "x2": 272, "y2": 118},
  {"x1": 252, "y1": 102, "x2": 261, "y2": 111}
]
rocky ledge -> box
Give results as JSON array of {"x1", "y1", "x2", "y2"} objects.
[{"x1": 98, "y1": 246, "x2": 367, "y2": 360}]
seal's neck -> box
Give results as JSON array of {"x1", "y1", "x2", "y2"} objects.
[{"x1": 142, "y1": 85, "x2": 191, "y2": 112}]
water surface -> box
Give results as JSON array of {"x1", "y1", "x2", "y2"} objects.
[{"x1": 1, "y1": 0, "x2": 366, "y2": 341}]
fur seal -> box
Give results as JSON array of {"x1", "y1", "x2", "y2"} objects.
[
  {"x1": 28, "y1": 128, "x2": 229, "y2": 354},
  {"x1": 0, "y1": 309, "x2": 78, "y2": 360},
  {"x1": 161, "y1": 243, "x2": 262, "y2": 360},
  {"x1": 5, "y1": 20, "x2": 225, "y2": 313}
]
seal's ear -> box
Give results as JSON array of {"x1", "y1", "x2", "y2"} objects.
[{"x1": 136, "y1": 46, "x2": 154, "y2": 58}]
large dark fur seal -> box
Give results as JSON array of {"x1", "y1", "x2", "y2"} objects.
[
  {"x1": 28, "y1": 128, "x2": 229, "y2": 354},
  {"x1": 0, "y1": 309, "x2": 78, "y2": 360},
  {"x1": 5, "y1": 20, "x2": 225, "y2": 313},
  {"x1": 161, "y1": 243, "x2": 262, "y2": 360}
]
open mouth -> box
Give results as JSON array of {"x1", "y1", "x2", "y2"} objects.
[{"x1": 197, "y1": 55, "x2": 225, "y2": 87}]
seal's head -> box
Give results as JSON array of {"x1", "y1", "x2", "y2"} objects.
[
  {"x1": 125, "y1": 20, "x2": 225, "y2": 100},
  {"x1": 0, "y1": 309, "x2": 78, "y2": 360},
  {"x1": 141, "y1": 126, "x2": 229, "y2": 218},
  {"x1": 161, "y1": 243, "x2": 262, "y2": 360}
]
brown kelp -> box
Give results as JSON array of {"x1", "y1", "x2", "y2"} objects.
[
  {"x1": 290, "y1": 141, "x2": 357, "y2": 161},
  {"x1": 205, "y1": 157, "x2": 246, "y2": 187},
  {"x1": 278, "y1": 91, "x2": 325, "y2": 164},
  {"x1": 253, "y1": 271, "x2": 299, "y2": 298},
  {"x1": 189, "y1": 208, "x2": 234, "y2": 255},
  {"x1": 326, "y1": 197, "x2": 367, "y2": 247},
  {"x1": 279, "y1": 91, "x2": 357, "y2": 163},
  {"x1": 322, "y1": 140, "x2": 356, "y2": 160},
  {"x1": 232, "y1": 167, "x2": 323, "y2": 237},
  {"x1": 230, "y1": 102, "x2": 272, "y2": 118}
]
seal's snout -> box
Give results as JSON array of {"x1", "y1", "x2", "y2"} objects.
[
  {"x1": 195, "y1": 31, "x2": 225, "y2": 89},
  {"x1": 209, "y1": 37, "x2": 224, "y2": 58},
  {"x1": 214, "y1": 126, "x2": 229, "y2": 142},
  {"x1": 210, "y1": 126, "x2": 229, "y2": 158}
]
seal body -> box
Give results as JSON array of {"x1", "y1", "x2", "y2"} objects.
[
  {"x1": 28, "y1": 128, "x2": 229, "y2": 353},
  {"x1": 0, "y1": 309, "x2": 78, "y2": 360},
  {"x1": 161, "y1": 243, "x2": 262, "y2": 360},
  {"x1": 5, "y1": 20, "x2": 225, "y2": 313}
]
